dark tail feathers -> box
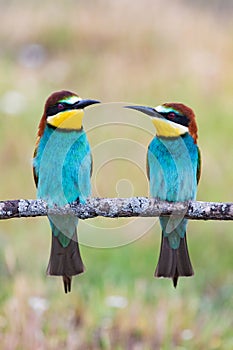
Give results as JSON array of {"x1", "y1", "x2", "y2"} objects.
[
  {"x1": 154, "y1": 235, "x2": 194, "y2": 287},
  {"x1": 47, "y1": 231, "x2": 85, "y2": 293}
]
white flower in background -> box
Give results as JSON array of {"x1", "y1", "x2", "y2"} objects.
[
  {"x1": 28, "y1": 296, "x2": 49, "y2": 315},
  {"x1": 0, "y1": 90, "x2": 27, "y2": 115},
  {"x1": 181, "y1": 329, "x2": 194, "y2": 341},
  {"x1": 105, "y1": 295, "x2": 128, "y2": 309}
]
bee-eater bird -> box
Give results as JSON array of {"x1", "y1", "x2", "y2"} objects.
[
  {"x1": 33, "y1": 90, "x2": 100, "y2": 293},
  {"x1": 125, "y1": 103, "x2": 201, "y2": 287}
]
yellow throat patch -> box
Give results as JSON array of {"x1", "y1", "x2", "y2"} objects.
[
  {"x1": 152, "y1": 117, "x2": 188, "y2": 137},
  {"x1": 47, "y1": 109, "x2": 84, "y2": 130}
]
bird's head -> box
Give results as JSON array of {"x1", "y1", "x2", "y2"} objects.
[
  {"x1": 125, "y1": 102, "x2": 198, "y2": 143},
  {"x1": 37, "y1": 90, "x2": 100, "y2": 137}
]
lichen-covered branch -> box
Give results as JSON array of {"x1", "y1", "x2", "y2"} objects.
[{"x1": 0, "y1": 197, "x2": 232, "y2": 221}]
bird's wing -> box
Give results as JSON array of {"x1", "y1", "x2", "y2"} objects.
[
  {"x1": 32, "y1": 144, "x2": 39, "y2": 187},
  {"x1": 196, "y1": 147, "x2": 201, "y2": 184},
  {"x1": 146, "y1": 153, "x2": 150, "y2": 181},
  {"x1": 90, "y1": 153, "x2": 93, "y2": 177},
  {"x1": 75, "y1": 151, "x2": 92, "y2": 202}
]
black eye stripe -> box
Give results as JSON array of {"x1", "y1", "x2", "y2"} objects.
[
  {"x1": 159, "y1": 112, "x2": 189, "y2": 127},
  {"x1": 46, "y1": 102, "x2": 74, "y2": 117}
]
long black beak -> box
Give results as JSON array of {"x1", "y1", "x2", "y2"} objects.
[
  {"x1": 74, "y1": 99, "x2": 100, "y2": 109},
  {"x1": 124, "y1": 105, "x2": 162, "y2": 118}
]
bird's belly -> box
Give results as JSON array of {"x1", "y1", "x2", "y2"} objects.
[
  {"x1": 37, "y1": 131, "x2": 91, "y2": 206},
  {"x1": 148, "y1": 137, "x2": 197, "y2": 202}
]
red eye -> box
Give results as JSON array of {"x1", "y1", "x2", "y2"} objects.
[
  {"x1": 168, "y1": 112, "x2": 176, "y2": 119},
  {"x1": 57, "y1": 103, "x2": 64, "y2": 110}
]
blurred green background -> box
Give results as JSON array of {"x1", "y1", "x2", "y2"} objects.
[{"x1": 0, "y1": 0, "x2": 233, "y2": 349}]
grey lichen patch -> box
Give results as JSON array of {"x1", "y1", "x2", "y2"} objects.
[
  {"x1": 0, "y1": 202, "x2": 6, "y2": 215},
  {"x1": 220, "y1": 203, "x2": 233, "y2": 217},
  {"x1": 77, "y1": 198, "x2": 99, "y2": 219},
  {"x1": 222, "y1": 204, "x2": 228, "y2": 212},
  {"x1": 101, "y1": 198, "x2": 118, "y2": 218},
  {"x1": 226, "y1": 203, "x2": 233, "y2": 215},
  {"x1": 27, "y1": 199, "x2": 48, "y2": 216},
  {"x1": 188, "y1": 201, "x2": 205, "y2": 217},
  {"x1": 0, "y1": 198, "x2": 233, "y2": 220},
  {"x1": 126, "y1": 197, "x2": 142, "y2": 215},
  {"x1": 139, "y1": 197, "x2": 157, "y2": 216},
  {"x1": 100, "y1": 200, "x2": 111, "y2": 215},
  {"x1": 138, "y1": 197, "x2": 150, "y2": 211},
  {"x1": 120, "y1": 197, "x2": 135, "y2": 216},
  {"x1": 204, "y1": 206, "x2": 211, "y2": 214},
  {"x1": 18, "y1": 200, "x2": 29, "y2": 215}
]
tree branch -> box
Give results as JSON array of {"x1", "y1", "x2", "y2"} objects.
[{"x1": 0, "y1": 198, "x2": 232, "y2": 221}]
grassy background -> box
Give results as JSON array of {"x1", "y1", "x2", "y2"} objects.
[{"x1": 0, "y1": 0, "x2": 233, "y2": 349}]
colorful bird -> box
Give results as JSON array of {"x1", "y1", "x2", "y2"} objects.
[
  {"x1": 33, "y1": 90, "x2": 100, "y2": 293},
  {"x1": 125, "y1": 103, "x2": 201, "y2": 287}
]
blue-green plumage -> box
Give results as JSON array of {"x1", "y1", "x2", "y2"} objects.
[
  {"x1": 34, "y1": 125, "x2": 92, "y2": 247},
  {"x1": 148, "y1": 133, "x2": 199, "y2": 249},
  {"x1": 33, "y1": 90, "x2": 99, "y2": 293},
  {"x1": 125, "y1": 102, "x2": 201, "y2": 287}
]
